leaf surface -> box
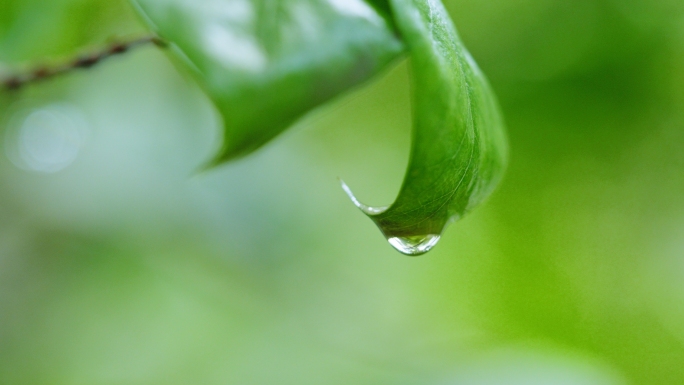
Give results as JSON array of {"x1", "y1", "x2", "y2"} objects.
[
  {"x1": 130, "y1": 0, "x2": 404, "y2": 162},
  {"x1": 343, "y1": 0, "x2": 508, "y2": 255}
]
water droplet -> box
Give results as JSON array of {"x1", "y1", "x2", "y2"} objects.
[{"x1": 387, "y1": 234, "x2": 441, "y2": 256}]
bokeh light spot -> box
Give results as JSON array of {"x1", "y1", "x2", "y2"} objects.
[{"x1": 5, "y1": 103, "x2": 89, "y2": 173}]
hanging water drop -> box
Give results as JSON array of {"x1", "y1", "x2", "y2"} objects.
[{"x1": 387, "y1": 234, "x2": 440, "y2": 256}]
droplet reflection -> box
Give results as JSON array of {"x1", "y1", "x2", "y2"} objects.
[{"x1": 388, "y1": 234, "x2": 440, "y2": 256}]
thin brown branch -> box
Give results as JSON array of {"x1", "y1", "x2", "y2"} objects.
[{"x1": 1, "y1": 35, "x2": 167, "y2": 92}]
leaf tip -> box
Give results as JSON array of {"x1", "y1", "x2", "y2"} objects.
[{"x1": 339, "y1": 179, "x2": 388, "y2": 215}]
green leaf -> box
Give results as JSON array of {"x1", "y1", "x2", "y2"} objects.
[
  {"x1": 342, "y1": 0, "x2": 508, "y2": 255},
  {"x1": 130, "y1": 0, "x2": 404, "y2": 162},
  {"x1": 129, "y1": 0, "x2": 506, "y2": 256}
]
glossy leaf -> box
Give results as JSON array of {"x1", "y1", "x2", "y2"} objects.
[
  {"x1": 343, "y1": 0, "x2": 508, "y2": 255},
  {"x1": 130, "y1": 0, "x2": 404, "y2": 162}
]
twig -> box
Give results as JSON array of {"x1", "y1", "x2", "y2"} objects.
[{"x1": 1, "y1": 35, "x2": 166, "y2": 92}]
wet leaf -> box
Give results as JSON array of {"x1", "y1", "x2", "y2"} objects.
[
  {"x1": 130, "y1": 0, "x2": 404, "y2": 162},
  {"x1": 343, "y1": 0, "x2": 508, "y2": 255}
]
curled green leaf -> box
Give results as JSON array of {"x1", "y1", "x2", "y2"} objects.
[
  {"x1": 130, "y1": 0, "x2": 507, "y2": 256},
  {"x1": 343, "y1": 0, "x2": 508, "y2": 255},
  {"x1": 130, "y1": 0, "x2": 404, "y2": 162}
]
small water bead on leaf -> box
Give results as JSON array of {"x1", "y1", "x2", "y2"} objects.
[{"x1": 388, "y1": 235, "x2": 440, "y2": 256}]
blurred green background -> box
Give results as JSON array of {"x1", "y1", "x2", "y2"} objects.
[{"x1": 1, "y1": 0, "x2": 684, "y2": 384}]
